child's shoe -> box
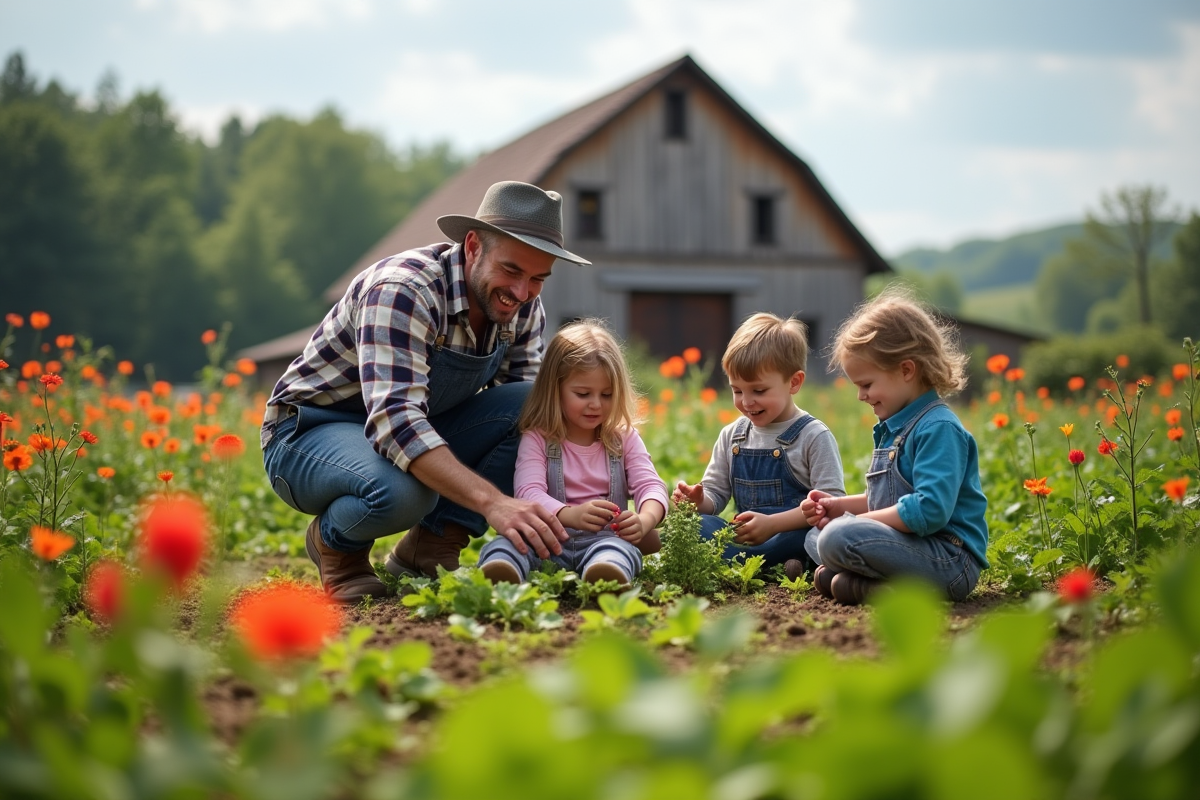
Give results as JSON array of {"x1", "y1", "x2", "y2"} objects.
[
  {"x1": 481, "y1": 558, "x2": 522, "y2": 585},
  {"x1": 830, "y1": 571, "x2": 880, "y2": 606},
  {"x1": 813, "y1": 565, "x2": 835, "y2": 599},
  {"x1": 582, "y1": 561, "x2": 631, "y2": 590}
]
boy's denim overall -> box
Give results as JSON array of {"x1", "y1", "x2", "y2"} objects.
[
  {"x1": 808, "y1": 398, "x2": 981, "y2": 601},
  {"x1": 263, "y1": 330, "x2": 529, "y2": 552},
  {"x1": 478, "y1": 440, "x2": 643, "y2": 581},
  {"x1": 698, "y1": 414, "x2": 816, "y2": 570}
]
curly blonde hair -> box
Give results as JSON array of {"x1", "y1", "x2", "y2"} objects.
[
  {"x1": 518, "y1": 319, "x2": 642, "y2": 454},
  {"x1": 830, "y1": 288, "x2": 969, "y2": 396}
]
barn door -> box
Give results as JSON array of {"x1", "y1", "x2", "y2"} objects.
[{"x1": 628, "y1": 292, "x2": 733, "y2": 385}]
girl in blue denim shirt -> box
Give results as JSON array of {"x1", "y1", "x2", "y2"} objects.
[{"x1": 801, "y1": 290, "x2": 989, "y2": 605}]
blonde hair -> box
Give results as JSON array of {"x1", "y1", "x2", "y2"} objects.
[
  {"x1": 721, "y1": 312, "x2": 809, "y2": 381},
  {"x1": 830, "y1": 288, "x2": 968, "y2": 396},
  {"x1": 518, "y1": 319, "x2": 642, "y2": 454}
]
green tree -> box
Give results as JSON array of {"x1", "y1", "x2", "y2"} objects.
[
  {"x1": 1084, "y1": 185, "x2": 1178, "y2": 325},
  {"x1": 1034, "y1": 237, "x2": 1127, "y2": 333}
]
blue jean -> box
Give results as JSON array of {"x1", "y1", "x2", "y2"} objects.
[
  {"x1": 262, "y1": 382, "x2": 531, "y2": 553},
  {"x1": 805, "y1": 515, "x2": 980, "y2": 601},
  {"x1": 698, "y1": 515, "x2": 816, "y2": 571},
  {"x1": 479, "y1": 531, "x2": 642, "y2": 582}
]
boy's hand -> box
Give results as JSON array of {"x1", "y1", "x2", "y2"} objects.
[
  {"x1": 731, "y1": 511, "x2": 775, "y2": 546},
  {"x1": 673, "y1": 481, "x2": 705, "y2": 506},
  {"x1": 802, "y1": 489, "x2": 833, "y2": 529},
  {"x1": 815, "y1": 493, "x2": 847, "y2": 529},
  {"x1": 558, "y1": 500, "x2": 622, "y2": 533},
  {"x1": 612, "y1": 509, "x2": 646, "y2": 545}
]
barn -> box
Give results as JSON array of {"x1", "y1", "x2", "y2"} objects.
[{"x1": 240, "y1": 54, "x2": 1033, "y2": 389}]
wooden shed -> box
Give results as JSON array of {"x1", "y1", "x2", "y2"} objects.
[{"x1": 244, "y1": 55, "x2": 1033, "y2": 389}]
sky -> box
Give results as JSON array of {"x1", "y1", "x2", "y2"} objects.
[{"x1": 2, "y1": 0, "x2": 1198, "y2": 255}]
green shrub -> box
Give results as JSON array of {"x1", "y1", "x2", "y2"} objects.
[{"x1": 1020, "y1": 326, "x2": 1179, "y2": 393}]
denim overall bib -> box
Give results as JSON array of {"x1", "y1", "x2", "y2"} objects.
[
  {"x1": 866, "y1": 399, "x2": 952, "y2": 528},
  {"x1": 699, "y1": 414, "x2": 816, "y2": 569}
]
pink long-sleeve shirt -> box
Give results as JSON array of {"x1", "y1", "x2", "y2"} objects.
[{"x1": 514, "y1": 429, "x2": 669, "y2": 519}]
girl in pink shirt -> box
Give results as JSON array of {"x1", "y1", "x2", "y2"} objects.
[{"x1": 478, "y1": 320, "x2": 668, "y2": 588}]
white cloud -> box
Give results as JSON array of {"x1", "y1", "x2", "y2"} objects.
[
  {"x1": 1129, "y1": 22, "x2": 1200, "y2": 137},
  {"x1": 134, "y1": 0, "x2": 377, "y2": 34}
]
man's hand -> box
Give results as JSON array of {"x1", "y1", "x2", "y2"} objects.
[
  {"x1": 673, "y1": 481, "x2": 705, "y2": 507},
  {"x1": 731, "y1": 511, "x2": 776, "y2": 546},
  {"x1": 487, "y1": 496, "x2": 568, "y2": 558},
  {"x1": 558, "y1": 500, "x2": 621, "y2": 533}
]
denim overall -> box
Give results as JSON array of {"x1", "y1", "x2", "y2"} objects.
[
  {"x1": 699, "y1": 414, "x2": 816, "y2": 569},
  {"x1": 263, "y1": 314, "x2": 529, "y2": 552},
  {"x1": 813, "y1": 397, "x2": 979, "y2": 600},
  {"x1": 477, "y1": 439, "x2": 643, "y2": 581}
]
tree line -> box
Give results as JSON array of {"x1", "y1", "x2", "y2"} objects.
[{"x1": 0, "y1": 52, "x2": 463, "y2": 380}]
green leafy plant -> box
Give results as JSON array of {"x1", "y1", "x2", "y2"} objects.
[
  {"x1": 579, "y1": 588, "x2": 656, "y2": 632},
  {"x1": 658, "y1": 500, "x2": 733, "y2": 595},
  {"x1": 649, "y1": 595, "x2": 709, "y2": 647}
]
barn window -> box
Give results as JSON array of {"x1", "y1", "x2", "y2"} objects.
[
  {"x1": 751, "y1": 194, "x2": 777, "y2": 246},
  {"x1": 664, "y1": 89, "x2": 687, "y2": 139},
  {"x1": 577, "y1": 189, "x2": 602, "y2": 240}
]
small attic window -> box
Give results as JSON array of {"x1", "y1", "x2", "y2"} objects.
[
  {"x1": 664, "y1": 89, "x2": 687, "y2": 140},
  {"x1": 577, "y1": 189, "x2": 602, "y2": 240},
  {"x1": 751, "y1": 194, "x2": 777, "y2": 246}
]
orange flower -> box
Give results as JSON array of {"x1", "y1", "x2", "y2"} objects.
[
  {"x1": 1163, "y1": 477, "x2": 1189, "y2": 503},
  {"x1": 658, "y1": 356, "x2": 686, "y2": 379},
  {"x1": 0, "y1": 359, "x2": 7, "y2": 369},
  {"x1": 152, "y1": 380, "x2": 172, "y2": 397},
  {"x1": 140, "y1": 431, "x2": 163, "y2": 449},
  {"x1": 29, "y1": 311, "x2": 50, "y2": 330},
  {"x1": 1067, "y1": 376, "x2": 1086, "y2": 392},
  {"x1": 193, "y1": 424, "x2": 221, "y2": 445},
  {"x1": 158, "y1": 470, "x2": 174, "y2": 484},
  {"x1": 987, "y1": 390, "x2": 1001, "y2": 405},
  {"x1": 1098, "y1": 439, "x2": 1117, "y2": 456},
  {"x1": 30, "y1": 525, "x2": 75, "y2": 560},
  {"x1": 1023, "y1": 477, "x2": 1052, "y2": 497},
  {"x1": 80, "y1": 430, "x2": 98, "y2": 445},
  {"x1": 700, "y1": 387, "x2": 718, "y2": 404},
  {"x1": 222, "y1": 372, "x2": 242, "y2": 387},
  {"x1": 1173, "y1": 363, "x2": 1192, "y2": 381},
  {"x1": 235, "y1": 358, "x2": 257, "y2": 375},
  {"x1": 1104, "y1": 405, "x2": 1121, "y2": 426},
  {"x1": 84, "y1": 561, "x2": 126, "y2": 622},
  {"x1": 140, "y1": 495, "x2": 208, "y2": 588},
  {"x1": 1165, "y1": 409, "x2": 1182, "y2": 426},
  {"x1": 3, "y1": 445, "x2": 33, "y2": 471},
  {"x1": 212, "y1": 433, "x2": 246, "y2": 460},
  {"x1": 29, "y1": 433, "x2": 54, "y2": 452},
  {"x1": 201, "y1": 329, "x2": 218, "y2": 345},
  {"x1": 992, "y1": 413, "x2": 1009, "y2": 428},
  {"x1": 164, "y1": 437, "x2": 181, "y2": 454},
  {"x1": 21, "y1": 361, "x2": 42, "y2": 379},
  {"x1": 682, "y1": 347, "x2": 701, "y2": 365},
  {"x1": 1036, "y1": 386, "x2": 1050, "y2": 399},
  {"x1": 117, "y1": 361, "x2": 134, "y2": 376},
  {"x1": 1167, "y1": 427, "x2": 1185, "y2": 441},
  {"x1": 97, "y1": 466, "x2": 115, "y2": 479},
  {"x1": 55, "y1": 334, "x2": 74, "y2": 349},
  {"x1": 986, "y1": 354, "x2": 1010, "y2": 374},
  {"x1": 39, "y1": 373, "x2": 63, "y2": 388},
  {"x1": 80, "y1": 364, "x2": 97, "y2": 380},
  {"x1": 717, "y1": 409, "x2": 739, "y2": 425},
  {"x1": 148, "y1": 406, "x2": 171, "y2": 425},
  {"x1": 659, "y1": 388, "x2": 675, "y2": 403},
  {"x1": 1115, "y1": 354, "x2": 1129, "y2": 368},
  {"x1": 1057, "y1": 567, "x2": 1094, "y2": 603},
  {"x1": 1004, "y1": 368, "x2": 1025, "y2": 382},
  {"x1": 5, "y1": 313, "x2": 23, "y2": 327},
  {"x1": 230, "y1": 581, "x2": 343, "y2": 661}
]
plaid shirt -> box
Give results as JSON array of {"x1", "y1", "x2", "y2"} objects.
[{"x1": 261, "y1": 242, "x2": 546, "y2": 471}]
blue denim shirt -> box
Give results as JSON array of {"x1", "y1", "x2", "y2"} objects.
[{"x1": 872, "y1": 390, "x2": 989, "y2": 568}]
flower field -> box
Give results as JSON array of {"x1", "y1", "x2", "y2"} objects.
[{"x1": 2, "y1": 313, "x2": 1199, "y2": 799}]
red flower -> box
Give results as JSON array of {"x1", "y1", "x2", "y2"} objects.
[
  {"x1": 39, "y1": 373, "x2": 63, "y2": 389},
  {"x1": 212, "y1": 433, "x2": 246, "y2": 460},
  {"x1": 230, "y1": 582, "x2": 343, "y2": 661},
  {"x1": 29, "y1": 311, "x2": 50, "y2": 330},
  {"x1": 1097, "y1": 439, "x2": 1118, "y2": 456},
  {"x1": 1163, "y1": 477, "x2": 1190, "y2": 503},
  {"x1": 31, "y1": 526, "x2": 75, "y2": 560},
  {"x1": 5, "y1": 313, "x2": 23, "y2": 328},
  {"x1": 84, "y1": 561, "x2": 126, "y2": 622},
  {"x1": 1057, "y1": 567, "x2": 1095, "y2": 603},
  {"x1": 1004, "y1": 368, "x2": 1025, "y2": 382},
  {"x1": 158, "y1": 470, "x2": 174, "y2": 484},
  {"x1": 201, "y1": 329, "x2": 218, "y2": 345},
  {"x1": 1168, "y1": 427, "x2": 1185, "y2": 442},
  {"x1": 29, "y1": 433, "x2": 54, "y2": 452},
  {"x1": 0, "y1": 359, "x2": 8, "y2": 369},
  {"x1": 80, "y1": 430, "x2": 99, "y2": 445},
  {"x1": 1068, "y1": 449, "x2": 1085, "y2": 465},
  {"x1": 992, "y1": 413, "x2": 1009, "y2": 428},
  {"x1": 139, "y1": 495, "x2": 208, "y2": 589}
]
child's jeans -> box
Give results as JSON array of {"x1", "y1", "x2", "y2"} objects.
[
  {"x1": 479, "y1": 531, "x2": 642, "y2": 582},
  {"x1": 807, "y1": 515, "x2": 980, "y2": 601}
]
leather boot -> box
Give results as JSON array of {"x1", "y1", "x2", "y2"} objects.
[
  {"x1": 830, "y1": 571, "x2": 880, "y2": 606},
  {"x1": 385, "y1": 521, "x2": 472, "y2": 578},
  {"x1": 305, "y1": 516, "x2": 389, "y2": 604}
]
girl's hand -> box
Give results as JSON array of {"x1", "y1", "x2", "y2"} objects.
[
  {"x1": 612, "y1": 509, "x2": 645, "y2": 545},
  {"x1": 673, "y1": 481, "x2": 704, "y2": 506},
  {"x1": 558, "y1": 500, "x2": 621, "y2": 533},
  {"x1": 801, "y1": 490, "x2": 832, "y2": 528},
  {"x1": 731, "y1": 511, "x2": 775, "y2": 546}
]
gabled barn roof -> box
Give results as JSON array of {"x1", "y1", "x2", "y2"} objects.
[{"x1": 322, "y1": 53, "x2": 889, "y2": 302}]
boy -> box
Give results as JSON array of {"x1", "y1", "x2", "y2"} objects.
[{"x1": 672, "y1": 313, "x2": 845, "y2": 572}]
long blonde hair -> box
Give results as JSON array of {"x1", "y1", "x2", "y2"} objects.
[
  {"x1": 519, "y1": 319, "x2": 642, "y2": 454},
  {"x1": 830, "y1": 288, "x2": 969, "y2": 396}
]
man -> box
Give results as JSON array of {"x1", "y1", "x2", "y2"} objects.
[{"x1": 261, "y1": 181, "x2": 589, "y2": 603}]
